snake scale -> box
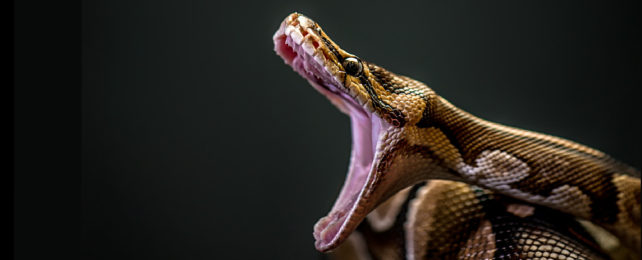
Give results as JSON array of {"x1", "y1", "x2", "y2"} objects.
[{"x1": 273, "y1": 13, "x2": 640, "y2": 259}]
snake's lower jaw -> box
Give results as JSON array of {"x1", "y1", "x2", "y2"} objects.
[{"x1": 312, "y1": 111, "x2": 392, "y2": 252}]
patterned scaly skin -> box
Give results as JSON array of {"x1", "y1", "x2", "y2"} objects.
[
  {"x1": 273, "y1": 13, "x2": 640, "y2": 258},
  {"x1": 332, "y1": 180, "x2": 616, "y2": 260}
]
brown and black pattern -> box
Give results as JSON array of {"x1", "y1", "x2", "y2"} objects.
[
  {"x1": 416, "y1": 96, "x2": 641, "y2": 250},
  {"x1": 314, "y1": 28, "x2": 408, "y2": 127},
  {"x1": 369, "y1": 64, "x2": 438, "y2": 126},
  {"x1": 358, "y1": 73, "x2": 407, "y2": 127},
  {"x1": 365, "y1": 64, "x2": 641, "y2": 249},
  {"x1": 332, "y1": 181, "x2": 610, "y2": 260},
  {"x1": 274, "y1": 13, "x2": 640, "y2": 259}
]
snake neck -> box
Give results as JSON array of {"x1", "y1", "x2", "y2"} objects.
[{"x1": 409, "y1": 94, "x2": 641, "y2": 251}]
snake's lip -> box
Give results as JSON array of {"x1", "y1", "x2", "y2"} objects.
[
  {"x1": 311, "y1": 112, "x2": 388, "y2": 252},
  {"x1": 273, "y1": 13, "x2": 373, "y2": 115},
  {"x1": 274, "y1": 13, "x2": 387, "y2": 252}
]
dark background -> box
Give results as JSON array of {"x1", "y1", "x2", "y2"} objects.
[{"x1": 16, "y1": 0, "x2": 641, "y2": 259}]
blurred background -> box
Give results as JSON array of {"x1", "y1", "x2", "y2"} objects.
[{"x1": 82, "y1": 0, "x2": 640, "y2": 259}]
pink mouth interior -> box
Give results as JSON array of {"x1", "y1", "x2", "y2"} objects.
[{"x1": 275, "y1": 31, "x2": 383, "y2": 251}]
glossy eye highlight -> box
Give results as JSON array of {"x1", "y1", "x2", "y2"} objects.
[{"x1": 342, "y1": 57, "x2": 362, "y2": 76}]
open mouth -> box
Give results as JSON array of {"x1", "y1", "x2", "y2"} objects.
[{"x1": 273, "y1": 13, "x2": 388, "y2": 252}]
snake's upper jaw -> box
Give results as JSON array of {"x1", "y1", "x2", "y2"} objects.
[{"x1": 273, "y1": 13, "x2": 374, "y2": 116}]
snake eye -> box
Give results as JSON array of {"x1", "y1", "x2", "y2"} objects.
[{"x1": 342, "y1": 57, "x2": 362, "y2": 76}]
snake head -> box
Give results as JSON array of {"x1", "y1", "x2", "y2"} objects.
[
  {"x1": 273, "y1": 13, "x2": 430, "y2": 127},
  {"x1": 274, "y1": 13, "x2": 443, "y2": 252}
]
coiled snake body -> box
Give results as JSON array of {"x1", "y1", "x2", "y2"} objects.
[{"x1": 273, "y1": 13, "x2": 640, "y2": 259}]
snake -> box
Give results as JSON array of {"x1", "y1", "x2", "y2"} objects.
[{"x1": 272, "y1": 13, "x2": 640, "y2": 259}]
